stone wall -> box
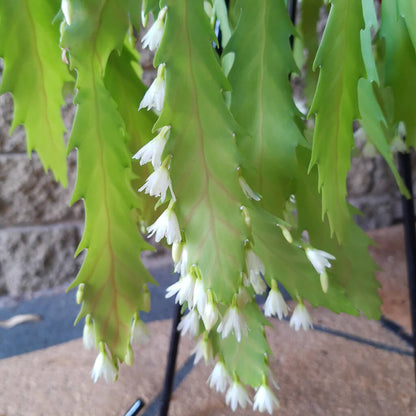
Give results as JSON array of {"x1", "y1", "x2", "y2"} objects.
[
  {"x1": 0, "y1": 77, "x2": 84, "y2": 297},
  {"x1": 0, "y1": 44, "x2": 414, "y2": 297},
  {"x1": 347, "y1": 144, "x2": 414, "y2": 231}
]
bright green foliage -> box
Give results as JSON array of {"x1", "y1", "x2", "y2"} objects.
[
  {"x1": 155, "y1": 0, "x2": 247, "y2": 304},
  {"x1": 249, "y1": 204, "x2": 358, "y2": 316},
  {"x1": 0, "y1": 0, "x2": 70, "y2": 185},
  {"x1": 358, "y1": 79, "x2": 409, "y2": 198},
  {"x1": 359, "y1": 0, "x2": 408, "y2": 197},
  {"x1": 1, "y1": 0, "x2": 409, "y2": 409},
  {"x1": 295, "y1": 148, "x2": 381, "y2": 319},
  {"x1": 61, "y1": 0, "x2": 155, "y2": 363},
  {"x1": 227, "y1": 0, "x2": 305, "y2": 217},
  {"x1": 309, "y1": 0, "x2": 365, "y2": 242},
  {"x1": 379, "y1": 0, "x2": 416, "y2": 148}
]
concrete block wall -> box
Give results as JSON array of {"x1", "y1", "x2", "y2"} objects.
[
  {"x1": 347, "y1": 145, "x2": 413, "y2": 231},
  {"x1": 0, "y1": 73, "x2": 84, "y2": 297}
]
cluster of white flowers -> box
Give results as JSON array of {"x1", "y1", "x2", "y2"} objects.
[
  {"x1": 262, "y1": 279, "x2": 313, "y2": 332},
  {"x1": 135, "y1": 7, "x2": 184, "y2": 253},
  {"x1": 135, "y1": 8, "x2": 285, "y2": 412},
  {"x1": 208, "y1": 368, "x2": 279, "y2": 414}
]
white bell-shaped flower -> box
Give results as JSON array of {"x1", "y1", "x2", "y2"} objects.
[
  {"x1": 217, "y1": 300, "x2": 248, "y2": 343},
  {"x1": 166, "y1": 272, "x2": 195, "y2": 305},
  {"x1": 305, "y1": 247, "x2": 335, "y2": 275},
  {"x1": 147, "y1": 204, "x2": 181, "y2": 245},
  {"x1": 91, "y1": 343, "x2": 118, "y2": 383},
  {"x1": 289, "y1": 302, "x2": 313, "y2": 331},
  {"x1": 225, "y1": 379, "x2": 252, "y2": 411},
  {"x1": 174, "y1": 244, "x2": 188, "y2": 276},
  {"x1": 253, "y1": 382, "x2": 280, "y2": 414},
  {"x1": 246, "y1": 249, "x2": 266, "y2": 294},
  {"x1": 177, "y1": 308, "x2": 200, "y2": 338},
  {"x1": 141, "y1": 6, "x2": 167, "y2": 51},
  {"x1": 263, "y1": 280, "x2": 289, "y2": 320},
  {"x1": 201, "y1": 291, "x2": 219, "y2": 331},
  {"x1": 207, "y1": 360, "x2": 230, "y2": 393},
  {"x1": 139, "y1": 64, "x2": 166, "y2": 112},
  {"x1": 139, "y1": 158, "x2": 173, "y2": 202},
  {"x1": 133, "y1": 126, "x2": 170, "y2": 169},
  {"x1": 130, "y1": 316, "x2": 150, "y2": 344},
  {"x1": 82, "y1": 315, "x2": 95, "y2": 350}
]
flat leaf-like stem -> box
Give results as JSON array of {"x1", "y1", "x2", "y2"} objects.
[
  {"x1": 0, "y1": 0, "x2": 70, "y2": 185},
  {"x1": 62, "y1": 0, "x2": 156, "y2": 362},
  {"x1": 309, "y1": 0, "x2": 366, "y2": 242}
]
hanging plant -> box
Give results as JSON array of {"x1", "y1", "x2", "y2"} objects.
[{"x1": 1, "y1": 0, "x2": 414, "y2": 412}]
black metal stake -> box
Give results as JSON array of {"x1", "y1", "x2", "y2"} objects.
[
  {"x1": 124, "y1": 399, "x2": 145, "y2": 416},
  {"x1": 398, "y1": 150, "x2": 416, "y2": 384},
  {"x1": 159, "y1": 303, "x2": 182, "y2": 416}
]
